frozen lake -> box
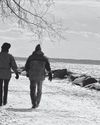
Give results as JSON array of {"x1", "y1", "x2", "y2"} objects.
[{"x1": 0, "y1": 61, "x2": 100, "y2": 125}]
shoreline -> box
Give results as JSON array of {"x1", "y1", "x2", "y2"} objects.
[{"x1": 15, "y1": 57, "x2": 100, "y2": 65}]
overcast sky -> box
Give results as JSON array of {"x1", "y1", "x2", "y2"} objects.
[{"x1": 0, "y1": 0, "x2": 100, "y2": 60}]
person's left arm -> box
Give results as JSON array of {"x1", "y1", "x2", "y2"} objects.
[
  {"x1": 45, "y1": 57, "x2": 52, "y2": 81},
  {"x1": 10, "y1": 55, "x2": 19, "y2": 79}
]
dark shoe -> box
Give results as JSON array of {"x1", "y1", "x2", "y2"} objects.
[
  {"x1": 3, "y1": 102, "x2": 7, "y2": 105},
  {"x1": 3, "y1": 101, "x2": 7, "y2": 105},
  {"x1": 32, "y1": 105, "x2": 36, "y2": 109},
  {"x1": 0, "y1": 104, "x2": 2, "y2": 106},
  {"x1": 32, "y1": 104, "x2": 39, "y2": 109}
]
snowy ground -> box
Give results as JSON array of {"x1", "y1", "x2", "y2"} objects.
[{"x1": 1, "y1": 63, "x2": 100, "y2": 125}]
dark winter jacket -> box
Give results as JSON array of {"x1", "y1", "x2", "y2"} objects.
[
  {"x1": 0, "y1": 52, "x2": 18, "y2": 79},
  {"x1": 25, "y1": 50, "x2": 51, "y2": 81}
]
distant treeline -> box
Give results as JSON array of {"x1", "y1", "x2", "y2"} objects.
[{"x1": 15, "y1": 57, "x2": 100, "y2": 65}]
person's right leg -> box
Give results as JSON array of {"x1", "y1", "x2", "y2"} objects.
[
  {"x1": 3, "y1": 79, "x2": 10, "y2": 105},
  {"x1": 30, "y1": 80, "x2": 37, "y2": 108},
  {"x1": 0, "y1": 79, "x2": 3, "y2": 106}
]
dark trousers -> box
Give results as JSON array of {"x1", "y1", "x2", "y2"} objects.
[
  {"x1": 0, "y1": 79, "x2": 10, "y2": 106},
  {"x1": 30, "y1": 80, "x2": 42, "y2": 107}
]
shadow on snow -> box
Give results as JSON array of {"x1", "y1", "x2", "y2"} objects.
[{"x1": 6, "y1": 107, "x2": 32, "y2": 112}]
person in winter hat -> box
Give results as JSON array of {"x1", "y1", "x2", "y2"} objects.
[
  {"x1": 0, "y1": 42, "x2": 19, "y2": 106},
  {"x1": 1, "y1": 42, "x2": 11, "y2": 50},
  {"x1": 25, "y1": 44, "x2": 52, "y2": 108},
  {"x1": 35, "y1": 44, "x2": 41, "y2": 51}
]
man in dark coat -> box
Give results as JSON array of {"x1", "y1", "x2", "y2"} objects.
[
  {"x1": 0, "y1": 42, "x2": 19, "y2": 106},
  {"x1": 25, "y1": 44, "x2": 52, "y2": 108}
]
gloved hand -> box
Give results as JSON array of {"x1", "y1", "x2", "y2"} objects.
[
  {"x1": 48, "y1": 72, "x2": 52, "y2": 81},
  {"x1": 15, "y1": 72, "x2": 19, "y2": 79},
  {"x1": 26, "y1": 72, "x2": 29, "y2": 77}
]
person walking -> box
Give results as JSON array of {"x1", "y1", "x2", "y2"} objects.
[
  {"x1": 25, "y1": 44, "x2": 52, "y2": 108},
  {"x1": 0, "y1": 42, "x2": 19, "y2": 106}
]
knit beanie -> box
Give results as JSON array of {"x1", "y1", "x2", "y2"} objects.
[
  {"x1": 35, "y1": 44, "x2": 41, "y2": 51},
  {"x1": 1, "y1": 42, "x2": 11, "y2": 50}
]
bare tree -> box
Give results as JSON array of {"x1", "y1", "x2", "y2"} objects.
[{"x1": 0, "y1": 0, "x2": 65, "y2": 42}]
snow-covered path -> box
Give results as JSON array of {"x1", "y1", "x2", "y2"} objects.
[{"x1": 0, "y1": 75, "x2": 100, "y2": 125}]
